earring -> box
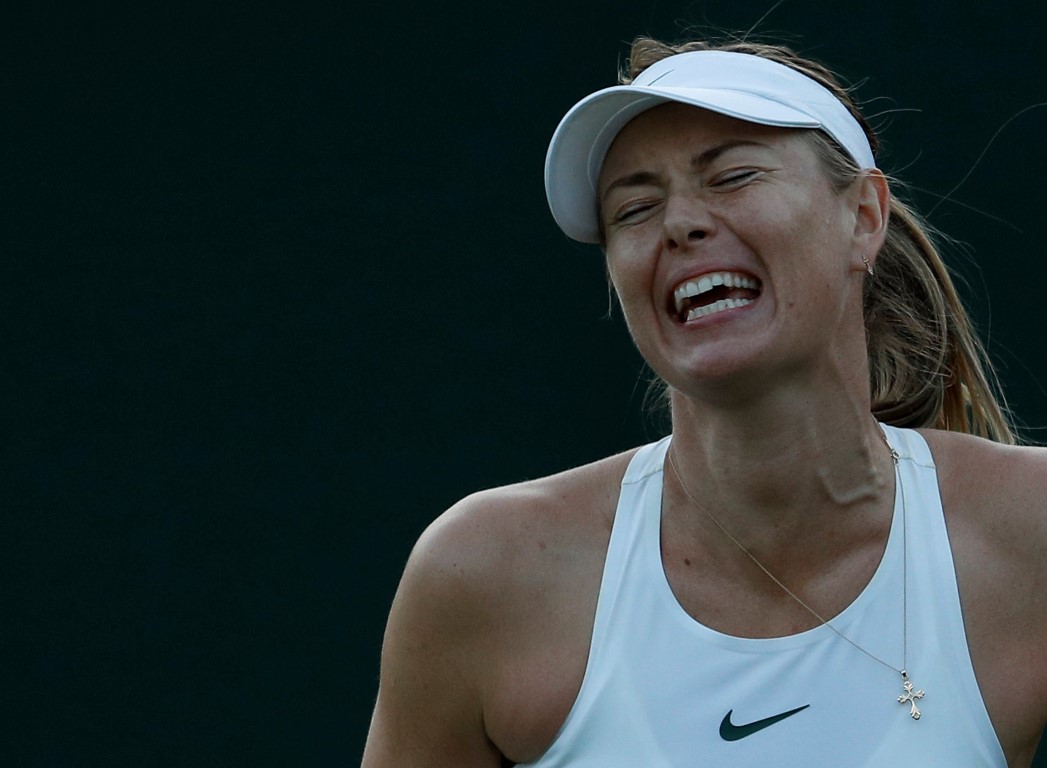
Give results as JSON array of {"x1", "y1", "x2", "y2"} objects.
[{"x1": 862, "y1": 254, "x2": 874, "y2": 276}]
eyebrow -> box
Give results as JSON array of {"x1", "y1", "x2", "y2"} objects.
[
  {"x1": 600, "y1": 171, "x2": 661, "y2": 203},
  {"x1": 600, "y1": 139, "x2": 769, "y2": 203},
  {"x1": 692, "y1": 139, "x2": 767, "y2": 170}
]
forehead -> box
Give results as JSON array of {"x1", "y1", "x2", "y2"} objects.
[{"x1": 599, "y1": 102, "x2": 811, "y2": 180}]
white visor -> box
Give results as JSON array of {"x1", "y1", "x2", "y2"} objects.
[{"x1": 544, "y1": 50, "x2": 876, "y2": 243}]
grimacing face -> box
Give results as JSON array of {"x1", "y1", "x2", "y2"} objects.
[{"x1": 597, "y1": 102, "x2": 879, "y2": 400}]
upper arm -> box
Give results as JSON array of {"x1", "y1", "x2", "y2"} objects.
[
  {"x1": 985, "y1": 444, "x2": 1047, "y2": 760},
  {"x1": 997, "y1": 446, "x2": 1047, "y2": 678},
  {"x1": 361, "y1": 456, "x2": 624, "y2": 767},
  {"x1": 963, "y1": 442, "x2": 1047, "y2": 653},
  {"x1": 930, "y1": 433, "x2": 1047, "y2": 759},
  {"x1": 362, "y1": 502, "x2": 508, "y2": 768}
]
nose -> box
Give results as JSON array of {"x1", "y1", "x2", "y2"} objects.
[{"x1": 662, "y1": 193, "x2": 712, "y2": 251}]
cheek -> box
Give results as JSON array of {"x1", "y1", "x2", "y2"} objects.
[
  {"x1": 606, "y1": 252, "x2": 652, "y2": 313},
  {"x1": 606, "y1": 268, "x2": 664, "y2": 358}
]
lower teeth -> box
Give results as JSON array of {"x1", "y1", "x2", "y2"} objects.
[{"x1": 686, "y1": 298, "x2": 752, "y2": 321}]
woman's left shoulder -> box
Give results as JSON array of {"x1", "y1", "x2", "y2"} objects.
[
  {"x1": 915, "y1": 429, "x2": 1047, "y2": 759},
  {"x1": 917, "y1": 426, "x2": 1046, "y2": 573},
  {"x1": 918, "y1": 427, "x2": 1047, "y2": 503}
]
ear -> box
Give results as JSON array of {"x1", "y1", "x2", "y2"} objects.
[{"x1": 849, "y1": 169, "x2": 890, "y2": 272}]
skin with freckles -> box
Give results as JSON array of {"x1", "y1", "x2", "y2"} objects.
[
  {"x1": 599, "y1": 104, "x2": 875, "y2": 407},
  {"x1": 362, "y1": 103, "x2": 1047, "y2": 768}
]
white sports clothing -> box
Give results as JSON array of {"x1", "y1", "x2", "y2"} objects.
[{"x1": 523, "y1": 425, "x2": 1005, "y2": 766}]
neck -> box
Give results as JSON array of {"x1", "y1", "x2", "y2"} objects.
[{"x1": 665, "y1": 380, "x2": 895, "y2": 551}]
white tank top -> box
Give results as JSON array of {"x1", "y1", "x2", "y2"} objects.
[{"x1": 524, "y1": 425, "x2": 1005, "y2": 766}]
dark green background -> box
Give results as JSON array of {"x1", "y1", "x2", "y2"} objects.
[{"x1": 7, "y1": 1, "x2": 1045, "y2": 764}]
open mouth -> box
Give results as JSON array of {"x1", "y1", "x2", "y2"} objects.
[{"x1": 672, "y1": 271, "x2": 761, "y2": 322}]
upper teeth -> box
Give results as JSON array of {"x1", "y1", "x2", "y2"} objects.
[{"x1": 673, "y1": 272, "x2": 759, "y2": 313}]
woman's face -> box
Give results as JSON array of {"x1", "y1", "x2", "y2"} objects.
[{"x1": 598, "y1": 102, "x2": 874, "y2": 399}]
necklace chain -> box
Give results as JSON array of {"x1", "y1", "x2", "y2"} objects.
[{"x1": 665, "y1": 423, "x2": 918, "y2": 695}]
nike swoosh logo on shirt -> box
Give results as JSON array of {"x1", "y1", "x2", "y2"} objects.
[{"x1": 719, "y1": 704, "x2": 811, "y2": 741}]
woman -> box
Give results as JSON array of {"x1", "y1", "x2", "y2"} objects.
[{"x1": 362, "y1": 37, "x2": 1046, "y2": 766}]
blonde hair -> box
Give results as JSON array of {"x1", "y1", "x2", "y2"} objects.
[{"x1": 624, "y1": 36, "x2": 1016, "y2": 444}]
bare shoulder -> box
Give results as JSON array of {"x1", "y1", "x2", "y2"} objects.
[
  {"x1": 421, "y1": 447, "x2": 634, "y2": 584},
  {"x1": 919, "y1": 428, "x2": 1047, "y2": 553},
  {"x1": 918, "y1": 428, "x2": 1047, "y2": 599},
  {"x1": 919, "y1": 429, "x2": 1047, "y2": 764},
  {"x1": 362, "y1": 447, "x2": 639, "y2": 767},
  {"x1": 405, "y1": 446, "x2": 638, "y2": 626}
]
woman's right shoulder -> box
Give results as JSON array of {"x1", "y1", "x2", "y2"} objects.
[
  {"x1": 397, "y1": 447, "x2": 636, "y2": 615},
  {"x1": 364, "y1": 446, "x2": 648, "y2": 765},
  {"x1": 407, "y1": 446, "x2": 641, "y2": 593}
]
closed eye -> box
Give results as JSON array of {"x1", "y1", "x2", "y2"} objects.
[
  {"x1": 612, "y1": 200, "x2": 660, "y2": 224},
  {"x1": 712, "y1": 169, "x2": 760, "y2": 187}
]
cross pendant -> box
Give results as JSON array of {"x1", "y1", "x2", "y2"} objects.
[{"x1": 897, "y1": 671, "x2": 925, "y2": 720}]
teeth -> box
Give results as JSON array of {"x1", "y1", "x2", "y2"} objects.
[
  {"x1": 686, "y1": 297, "x2": 752, "y2": 321},
  {"x1": 673, "y1": 272, "x2": 760, "y2": 312}
]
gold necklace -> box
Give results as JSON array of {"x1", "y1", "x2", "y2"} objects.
[{"x1": 665, "y1": 426, "x2": 926, "y2": 720}]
